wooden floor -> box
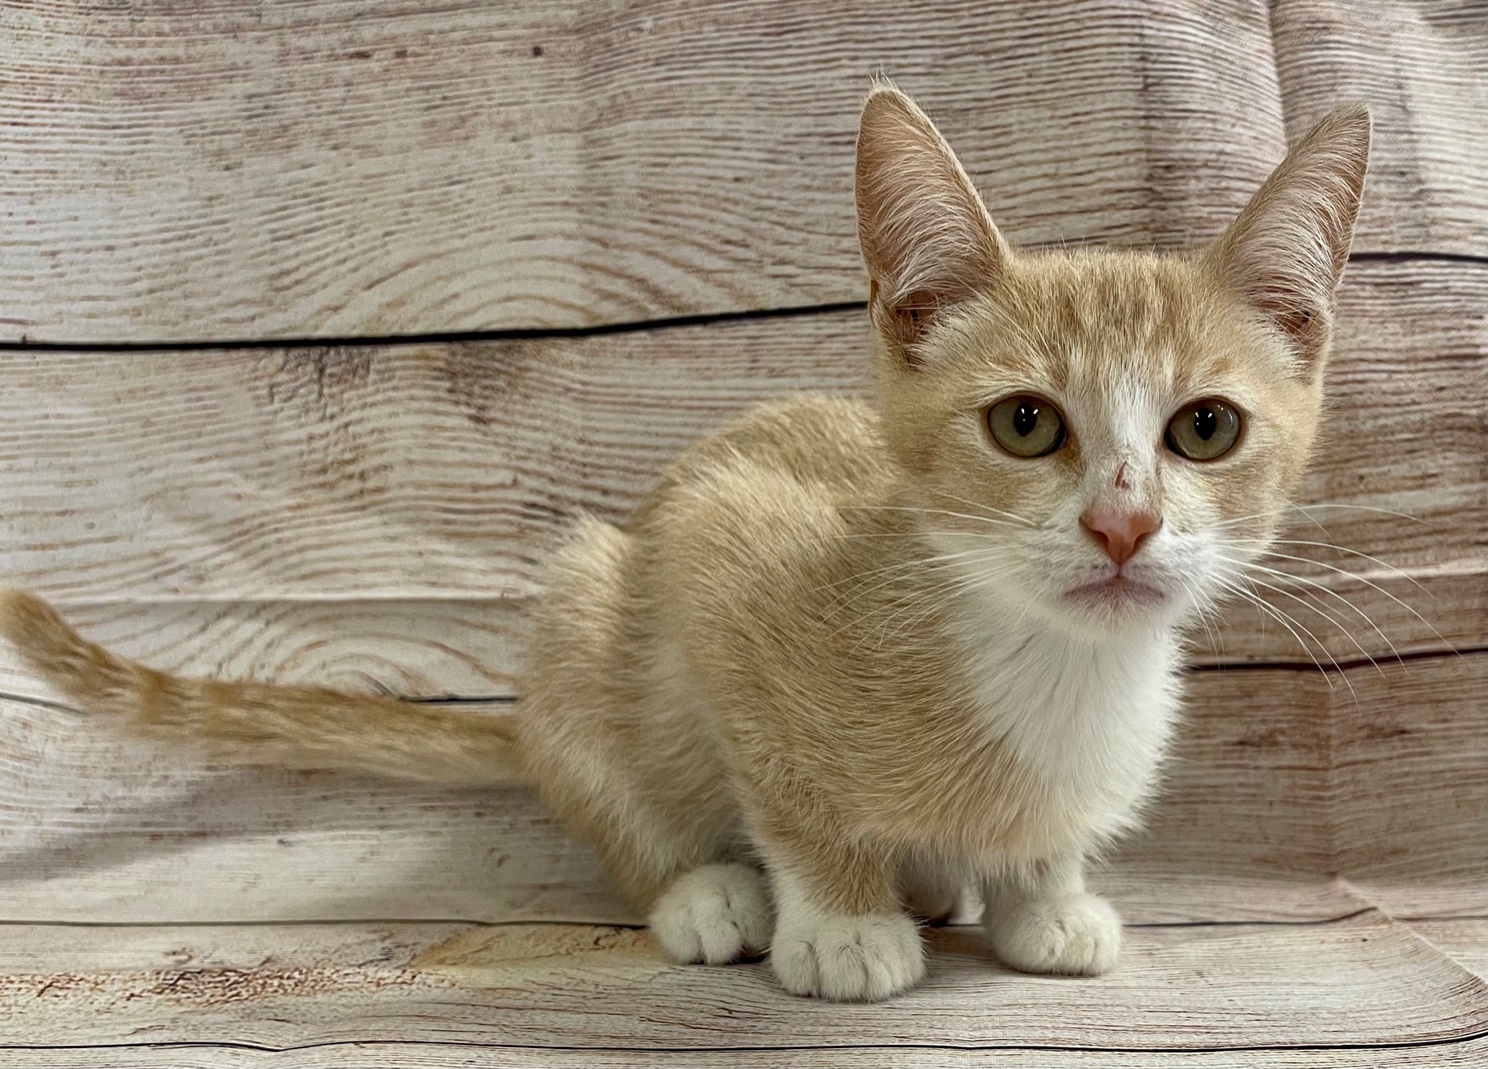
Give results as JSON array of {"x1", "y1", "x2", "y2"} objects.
[
  {"x1": 0, "y1": 909, "x2": 1484, "y2": 1065},
  {"x1": 2, "y1": 1, "x2": 1485, "y2": 1065}
]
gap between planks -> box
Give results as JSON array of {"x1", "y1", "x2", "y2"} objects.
[
  {"x1": 0, "y1": 251, "x2": 1480, "y2": 356},
  {"x1": 4, "y1": 643, "x2": 1480, "y2": 717},
  {"x1": 0, "y1": 906, "x2": 1425, "y2": 931}
]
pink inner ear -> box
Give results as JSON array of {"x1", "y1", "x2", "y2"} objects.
[
  {"x1": 889, "y1": 289, "x2": 943, "y2": 351},
  {"x1": 1251, "y1": 281, "x2": 1326, "y2": 358}
]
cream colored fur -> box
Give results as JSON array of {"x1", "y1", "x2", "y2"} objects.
[{"x1": 0, "y1": 87, "x2": 1370, "y2": 1002}]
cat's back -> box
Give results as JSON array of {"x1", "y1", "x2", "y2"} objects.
[{"x1": 632, "y1": 394, "x2": 893, "y2": 530}]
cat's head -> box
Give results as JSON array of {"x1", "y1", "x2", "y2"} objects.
[{"x1": 856, "y1": 87, "x2": 1370, "y2": 636}]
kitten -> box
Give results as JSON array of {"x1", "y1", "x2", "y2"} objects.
[{"x1": 0, "y1": 87, "x2": 1369, "y2": 1002}]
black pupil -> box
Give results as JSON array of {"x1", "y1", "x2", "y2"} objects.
[
  {"x1": 1193, "y1": 406, "x2": 1218, "y2": 441},
  {"x1": 1013, "y1": 403, "x2": 1039, "y2": 437}
]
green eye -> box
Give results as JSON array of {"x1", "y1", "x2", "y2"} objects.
[
  {"x1": 1166, "y1": 398, "x2": 1242, "y2": 461},
  {"x1": 987, "y1": 395, "x2": 1066, "y2": 458}
]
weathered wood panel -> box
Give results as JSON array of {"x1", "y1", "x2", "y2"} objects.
[
  {"x1": 1408, "y1": 918, "x2": 1488, "y2": 980},
  {"x1": 1335, "y1": 654, "x2": 1488, "y2": 918},
  {"x1": 1273, "y1": 0, "x2": 1488, "y2": 258},
  {"x1": 0, "y1": 912, "x2": 1482, "y2": 1053},
  {"x1": 0, "y1": 598, "x2": 529, "y2": 703},
  {"x1": 10, "y1": 1040, "x2": 1488, "y2": 1068},
  {"x1": 1, "y1": 1, "x2": 1293, "y2": 341},
  {"x1": 1, "y1": 261, "x2": 1481, "y2": 701},
  {"x1": 1, "y1": 656, "x2": 1478, "y2": 926}
]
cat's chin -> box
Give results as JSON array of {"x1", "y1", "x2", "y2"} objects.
[
  {"x1": 1064, "y1": 575, "x2": 1166, "y2": 609},
  {"x1": 1059, "y1": 575, "x2": 1178, "y2": 630}
]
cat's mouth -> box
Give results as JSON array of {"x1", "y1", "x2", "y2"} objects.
[{"x1": 1063, "y1": 574, "x2": 1167, "y2": 610}]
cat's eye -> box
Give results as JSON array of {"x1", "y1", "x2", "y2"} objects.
[
  {"x1": 987, "y1": 395, "x2": 1067, "y2": 458},
  {"x1": 1165, "y1": 398, "x2": 1242, "y2": 461}
]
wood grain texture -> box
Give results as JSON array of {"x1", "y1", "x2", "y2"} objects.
[
  {"x1": 1, "y1": 656, "x2": 1479, "y2": 926},
  {"x1": 1272, "y1": 0, "x2": 1488, "y2": 257},
  {"x1": 1, "y1": 1, "x2": 1292, "y2": 341},
  {"x1": 1, "y1": 260, "x2": 1481, "y2": 702},
  {"x1": 1407, "y1": 918, "x2": 1488, "y2": 980},
  {"x1": 9, "y1": 1042, "x2": 1488, "y2": 1068},
  {"x1": 12, "y1": 1049, "x2": 1488, "y2": 1069},
  {"x1": 1335, "y1": 653, "x2": 1488, "y2": 917},
  {"x1": 0, "y1": 598, "x2": 529, "y2": 703},
  {"x1": 0, "y1": 912, "x2": 1483, "y2": 1054}
]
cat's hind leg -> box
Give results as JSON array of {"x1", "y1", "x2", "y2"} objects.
[
  {"x1": 520, "y1": 515, "x2": 769, "y2": 964},
  {"x1": 529, "y1": 735, "x2": 769, "y2": 965},
  {"x1": 523, "y1": 716, "x2": 766, "y2": 964}
]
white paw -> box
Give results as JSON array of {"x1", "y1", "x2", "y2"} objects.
[
  {"x1": 648, "y1": 863, "x2": 772, "y2": 965},
  {"x1": 771, "y1": 910, "x2": 925, "y2": 1001},
  {"x1": 984, "y1": 892, "x2": 1122, "y2": 976}
]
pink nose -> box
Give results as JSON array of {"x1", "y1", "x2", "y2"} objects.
[{"x1": 1080, "y1": 510, "x2": 1162, "y2": 566}]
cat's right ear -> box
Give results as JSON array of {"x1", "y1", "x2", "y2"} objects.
[
  {"x1": 1204, "y1": 105, "x2": 1371, "y2": 373},
  {"x1": 856, "y1": 86, "x2": 1009, "y2": 363}
]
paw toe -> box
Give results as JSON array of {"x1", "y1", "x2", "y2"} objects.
[
  {"x1": 649, "y1": 863, "x2": 772, "y2": 966},
  {"x1": 772, "y1": 913, "x2": 925, "y2": 1001},
  {"x1": 986, "y1": 893, "x2": 1121, "y2": 976}
]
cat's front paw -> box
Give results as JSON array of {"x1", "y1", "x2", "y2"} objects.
[
  {"x1": 771, "y1": 910, "x2": 925, "y2": 1001},
  {"x1": 984, "y1": 892, "x2": 1121, "y2": 976},
  {"x1": 649, "y1": 863, "x2": 772, "y2": 965}
]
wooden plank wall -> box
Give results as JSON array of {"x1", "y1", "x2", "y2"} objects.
[{"x1": 0, "y1": 0, "x2": 1484, "y2": 1063}]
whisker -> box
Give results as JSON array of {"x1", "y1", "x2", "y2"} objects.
[
  {"x1": 876, "y1": 565, "x2": 1019, "y2": 649},
  {"x1": 1176, "y1": 572, "x2": 1224, "y2": 655},
  {"x1": 830, "y1": 530, "x2": 1015, "y2": 541},
  {"x1": 860, "y1": 554, "x2": 1022, "y2": 650},
  {"x1": 1238, "y1": 560, "x2": 1404, "y2": 667},
  {"x1": 816, "y1": 548, "x2": 1012, "y2": 615},
  {"x1": 853, "y1": 565, "x2": 995, "y2": 650},
  {"x1": 924, "y1": 488, "x2": 1038, "y2": 528},
  {"x1": 1237, "y1": 569, "x2": 1385, "y2": 678},
  {"x1": 1212, "y1": 576, "x2": 1336, "y2": 691},
  {"x1": 1289, "y1": 502, "x2": 1425, "y2": 523},
  {"x1": 1241, "y1": 547, "x2": 1451, "y2": 649},
  {"x1": 821, "y1": 560, "x2": 949, "y2": 621},
  {"x1": 1211, "y1": 502, "x2": 1424, "y2": 532},
  {"x1": 1231, "y1": 538, "x2": 1429, "y2": 592},
  {"x1": 830, "y1": 552, "x2": 1014, "y2": 643},
  {"x1": 814, "y1": 546, "x2": 1002, "y2": 594},
  {"x1": 841, "y1": 504, "x2": 1033, "y2": 530}
]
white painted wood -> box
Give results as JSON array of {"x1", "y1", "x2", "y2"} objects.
[
  {"x1": 1273, "y1": 0, "x2": 1488, "y2": 257},
  {"x1": 10, "y1": 1041, "x2": 1488, "y2": 1068},
  {"x1": 0, "y1": 912, "x2": 1482, "y2": 1054},
  {"x1": 0, "y1": 1, "x2": 1292, "y2": 341},
  {"x1": 1406, "y1": 918, "x2": 1488, "y2": 981}
]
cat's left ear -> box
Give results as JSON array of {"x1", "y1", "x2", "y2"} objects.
[
  {"x1": 856, "y1": 86, "x2": 1010, "y2": 363},
  {"x1": 1205, "y1": 105, "x2": 1371, "y2": 372}
]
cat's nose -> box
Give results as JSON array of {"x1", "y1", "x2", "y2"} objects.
[{"x1": 1080, "y1": 509, "x2": 1162, "y2": 566}]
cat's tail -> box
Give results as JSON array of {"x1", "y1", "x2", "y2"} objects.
[{"x1": 0, "y1": 590, "x2": 526, "y2": 788}]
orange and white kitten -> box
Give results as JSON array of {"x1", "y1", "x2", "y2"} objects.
[{"x1": 1, "y1": 88, "x2": 1369, "y2": 1002}]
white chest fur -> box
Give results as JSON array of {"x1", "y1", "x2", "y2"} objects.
[{"x1": 955, "y1": 611, "x2": 1183, "y2": 855}]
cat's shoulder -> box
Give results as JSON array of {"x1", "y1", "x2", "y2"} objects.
[
  {"x1": 628, "y1": 395, "x2": 892, "y2": 591},
  {"x1": 635, "y1": 394, "x2": 891, "y2": 521},
  {"x1": 688, "y1": 393, "x2": 886, "y2": 486}
]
